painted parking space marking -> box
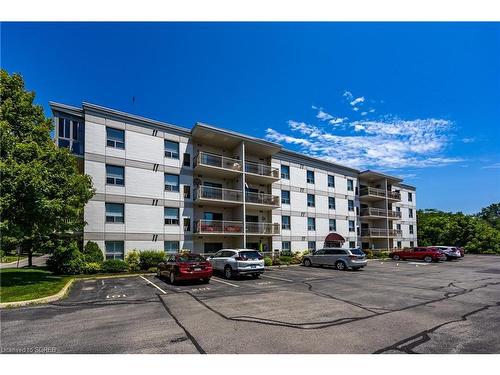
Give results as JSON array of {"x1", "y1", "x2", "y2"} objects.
[
  {"x1": 140, "y1": 275, "x2": 167, "y2": 294},
  {"x1": 211, "y1": 277, "x2": 239, "y2": 287},
  {"x1": 106, "y1": 294, "x2": 127, "y2": 299},
  {"x1": 82, "y1": 286, "x2": 95, "y2": 291},
  {"x1": 256, "y1": 281, "x2": 273, "y2": 286},
  {"x1": 260, "y1": 274, "x2": 294, "y2": 282}
]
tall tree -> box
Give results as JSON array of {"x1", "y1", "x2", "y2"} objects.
[
  {"x1": 476, "y1": 203, "x2": 500, "y2": 230},
  {"x1": 0, "y1": 70, "x2": 95, "y2": 266}
]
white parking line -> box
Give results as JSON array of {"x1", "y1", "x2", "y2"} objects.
[
  {"x1": 139, "y1": 275, "x2": 167, "y2": 294},
  {"x1": 211, "y1": 277, "x2": 239, "y2": 287},
  {"x1": 261, "y1": 274, "x2": 294, "y2": 282}
]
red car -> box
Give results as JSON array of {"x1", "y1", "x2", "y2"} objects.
[
  {"x1": 157, "y1": 253, "x2": 212, "y2": 284},
  {"x1": 391, "y1": 247, "x2": 445, "y2": 263}
]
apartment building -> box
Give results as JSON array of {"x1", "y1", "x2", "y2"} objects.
[{"x1": 50, "y1": 101, "x2": 417, "y2": 259}]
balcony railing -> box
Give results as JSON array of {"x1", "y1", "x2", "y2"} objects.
[
  {"x1": 194, "y1": 186, "x2": 243, "y2": 203},
  {"x1": 361, "y1": 228, "x2": 403, "y2": 237},
  {"x1": 360, "y1": 208, "x2": 402, "y2": 218},
  {"x1": 193, "y1": 152, "x2": 242, "y2": 172},
  {"x1": 360, "y1": 187, "x2": 401, "y2": 200},
  {"x1": 194, "y1": 220, "x2": 243, "y2": 234},
  {"x1": 245, "y1": 191, "x2": 280, "y2": 206},
  {"x1": 244, "y1": 161, "x2": 279, "y2": 178},
  {"x1": 246, "y1": 222, "x2": 281, "y2": 235}
]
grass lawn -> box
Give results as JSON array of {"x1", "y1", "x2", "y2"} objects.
[
  {"x1": 0, "y1": 267, "x2": 71, "y2": 303},
  {"x1": 1, "y1": 255, "x2": 27, "y2": 263}
]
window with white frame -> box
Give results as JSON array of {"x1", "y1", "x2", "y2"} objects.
[
  {"x1": 328, "y1": 175, "x2": 335, "y2": 188},
  {"x1": 329, "y1": 219, "x2": 336, "y2": 232},
  {"x1": 165, "y1": 173, "x2": 180, "y2": 192},
  {"x1": 347, "y1": 179, "x2": 354, "y2": 191},
  {"x1": 105, "y1": 203, "x2": 124, "y2": 223},
  {"x1": 306, "y1": 170, "x2": 315, "y2": 184},
  {"x1": 164, "y1": 140, "x2": 180, "y2": 159},
  {"x1": 105, "y1": 241, "x2": 124, "y2": 260},
  {"x1": 348, "y1": 220, "x2": 355, "y2": 232},
  {"x1": 308, "y1": 241, "x2": 316, "y2": 252},
  {"x1": 348, "y1": 199, "x2": 354, "y2": 211},
  {"x1": 409, "y1": 208, "x2": 414, "y2": 218},
  {"x1": 281, "y1": 165, "x2": 290, "y2": 179},
  {"x1": 282, "y1": 241, "x2": 291, "y2": 251},
  {"x1": 106, "y1": 127, "x2": 125, "y2": 149},
  {"x1": 164, "y1": 241, "x2": 180, "y2": 253},
  {"x1": 58, "y1": 117, "x2": 84, "y2": 155},
  {"x1": 281, "y1": 190, "x2": 290, "y2": 204},
  {"x1": 307, "y1": 217, "x2": 316, "y2": 231},
  {"x1": 106, "y1": 165, "x2": 124, "y2": 186},
  {"x1": 164, "y1": 207, "x2": 180, "y2": 225},
  {"x1": 307, "y1": 194, "x2": 315, "y2": 207},
  {"x1": 408, "y1": 192, "x2": 413, "y2": 202},
  {"x1": 282, "y1": 215, "x2": 291, "y2": 230},
  {"x1": 409, "y1": 225, "x2": 414, "y2": 235},
  {"x1": 328, "y1": 197, "x2": 335, "y2": 210},
  {"x1": 396, "y1": 223, "x2": 402, "y2": 231},
  {"x1": 410, "y1": 241, "x2": 414, "y2": 247},
  {"x1": 349, "y1": 241, "x2": 356, "y2": 248}
]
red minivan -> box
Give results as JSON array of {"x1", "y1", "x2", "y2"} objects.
[{"x1": 391, "y1": 247, "x2": 445, "y2": 263}]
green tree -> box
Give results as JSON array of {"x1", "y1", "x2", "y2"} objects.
[
  {"x1": 476, "y1": 203, "x2": 500, "y2": 230},
  {"x1": 0, "y1": 70, "x2": 95, "y2": 266}
]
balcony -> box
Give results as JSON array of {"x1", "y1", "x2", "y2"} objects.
[
  {"x1": 360, "y1": 187, "x2": 401, "y2": 202},
  {"x1": 361, "y1": 228, "x2": 402, "y2": 238},
  {"x1": 245, "y1": 191, "x2": 280, "y2": 209},
  {"x1": 194, "y1": 220, "x2": 243, "y2": 235},
  {"x1": 194, "y1": 186, "x2": 243, "y2": 207},
  {"x1": 193, "y1": 152, "x2": 242, "y2": 178},
  {"x1": 244, "y1": 161, "x2": 280, "y2": 183},
  {"x1": 246, "y1": 222, "x2": 281, "y2": 236},
  {"x1": 360, "y1": 208, "x2": 402, "y2": 219}
]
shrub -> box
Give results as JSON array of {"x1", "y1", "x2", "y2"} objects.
[
  {"x1": 147, "y1": 267, "x2": 157, "y2": 273},
  {"x1": 264, "y1": 257, "x2": 272, "y2": 266},
  {"x1": 101, "y1": 259, "x2": 128, "y2": 273},
  {"x1": 374, "y1": 251, "x2": 390, "y2": 259},
  {"x1": 82, "y1": 241, "x2": 104, "y2": 263},
  {"x1": 82, "y1": 262, "x2": 102, "y2": 274},
  {"x1": 363, "y1": 249, "x2": 373, "y2": 259},
  {"x1": 46, "y1": 241, "x2": 84, "y2": 275},
  {"x1": 139, "y1": 250, "x2": 166, "y2": 270},
  {"x1": 125, "y1": 250, "x2": 141, "y2": 272},
  {"x1": 272, "y1": 258, "x2": 282, "y2": 266},
  {"x1": 280, "y1": 250, "x2": 293, "y2": 257}
]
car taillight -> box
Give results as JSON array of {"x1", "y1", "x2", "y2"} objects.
[
  {"x1": 235, "y1": 256, "x2": 247, "y2": 261},
  {"x1": 348, "y1": 255, "x2": 357, "y2": 260}
]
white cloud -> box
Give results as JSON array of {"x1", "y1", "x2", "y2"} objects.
[
  {"x1": 350, "y1": 96, "x2": 365, "y2": 106},
  {"x1": 369, "y1": 109, "x2": 376, "y2": 113},
  {"x1": 361, "y1": 112, "x2": 368, "y2": 116},
  {"x1": 316, "y1": 110, "x2": 333, "y2": 121},
  {"x1": 343, "y1": 91, "x2": 353, "y2": 100},
  {"x1": 329, "y1": 117, "x2": 347, "y2": 125},
  {"x1": 481, "y1": 162, "x2": 500, "y2": 169},
  {"x1": 265, "y1": 116, "x2": 461, "y2": 170},
  {"x1": 461, "y1": 137, "x2": 475, "y2": 143},
  {"x1": 353, "y1": 107, "x2": 359, "y2": 111}
]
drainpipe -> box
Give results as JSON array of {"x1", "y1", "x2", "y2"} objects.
[{"x1": 242, "y1": 142, "x2": 246, "y2": 249}]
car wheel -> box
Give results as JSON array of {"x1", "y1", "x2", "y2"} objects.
[
  {"x1": 393, "y1": 254, "x2": 401, "y2": 261},
  {"x1": 303, "y1": 258, "x2": 312, "y2": 267},
  {"x1": 169, "y1": 271, "x2": 176, "y2": 285},
  {"x1": 202, "y1": 278, "x2": 210, "y2": 284},
  {"x1": 335, "y1": 260, "x2": 346, "y2": 271},
  {"x1": 424, "y1": 256, "x2": 433, "y2": 263},
  {"x1": 224, "y1": 265, "x2": 233, "y2": 279}
]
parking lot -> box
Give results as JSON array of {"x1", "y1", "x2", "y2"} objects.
[{"x1": 1, "y1": 255, "x2": 500, "y2": 353}]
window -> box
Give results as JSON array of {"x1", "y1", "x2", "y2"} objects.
[
  {"x1": 183, "y1": 153, "x2": 191, "y2": 167},
  {"x1": 307, "y1": 217, "x2": 316, "y2": 231},
  {"x1": 348, "y1": 199, "x2": 354, "y2": 211},
  {"x1": 328, "y1": 175, "x2": 335, "y2": 188},
  {"x1": 410, "y1": 241, "x2": 414, "y2": 247},
  {"x1": 183, "y1": 217, "x2": 191, "y2": 231},
  {"x1": 409, "y1": 225, "x2": 414, "y2": 235},
  {"x1": 105, "y1": 203, "x2": 124, "y2": 223},
  {"x1": 349, "y1": 220, "x2": 355, "y2": 232},
  {"x1": 58, "y1": 118, "x2": 83, "y2": 155},
  {"x1": 281, "y1": 190, "x2": 290, "y2": 204},
  {"x1": 165, "y1": 173, "x2": 180, "y2": 192},
  {"x1": 105, "y1": 241, "x2": 124, "y2": 260},
  {"x1": 328, "y1": 197, "x2": 336, "y2": 210},
  {"x1": 307, "y1": 170, "x2": 315, "y2": 184},
  {"x1": 164, "y1": 140, "x2": 179, "y2": 159},
  {"x1": 396, "y1": 206, "x2": 401, "y2": 212},
  {"x1": 106, "y1": 165, "x2": 124, "y2": 186},
  {"x1": 164, "y1": 207, "x2": 180, "y2": 225},
  {"x1": 397, "y1": 241, "x2": 402, "y2": 248},
  {"x1": 396, "y1": 223, "x2": 402, "y2": 231},
  {"x1": 349, "y1": 241, "x2": 356, "y2": 248},
  {"x1": 281, "y1": 165, "x2": 290, "y2": 179},
  {"x1": 106, "y1": 127, "x2": 125, "y2": 149},
  {"x1": 183, "y1": 185, "x2": 191, "y2": 199},
  {"x1": 409, "y1": 208, "x2": 414, "y2": 218},
  {"x1": 164, "y1": 241, "x2": 180, "y2": 253},
  {"x1": 282, "y1": 241, "x2": 291, "y2": 251},
  {"x1": 347, "y1": 179, "x2": 354, "y2": 191},
  {"x1": 307, "y1": 194, "x2": 315, "y2": 207},
  {"x1": 282, "y1": 216, "x2": 291, "y2": 230},
  {"x1": 329, "y1": 219, "x2": 336, "y2": 232},
  {"x1": 308, "y1": 241, "x2": 316, "y2": 252},
  {"x1": 408, "y1": 192, "x2": 413, "y2": 202}
]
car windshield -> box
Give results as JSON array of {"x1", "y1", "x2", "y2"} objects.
[
  {"x1": 350, "y1": 248, "x2": 365, "y2": 255},
  {"x1": 239, "y1": 251, "x2": 261, "y2": 260},
  {"x1": 176, "y1": 254, "x2": 205, "y2": 262}
]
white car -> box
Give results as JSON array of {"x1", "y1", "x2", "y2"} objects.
[
  {"x1": 208, "y1": 249, "x2": 265, "y2": 279},
  {"x1": 433, "y1": 246, "x2": 461, "y2": 260}
]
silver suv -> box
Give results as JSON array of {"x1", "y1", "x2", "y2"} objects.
[
  {"x1": 208, "y1": 249, "x2": 265, "y2": 279},
  {"x1": 303, "y1": 248, "x2": 368, "y2": 270}
]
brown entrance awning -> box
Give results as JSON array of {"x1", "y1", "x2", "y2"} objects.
[{"x1": 325, "y1": 233, "x2": 345, "y2": 243}]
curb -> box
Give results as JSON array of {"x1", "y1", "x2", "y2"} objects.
[
  {"x1": 265, "y1": 264, "x2": 301, "y2": 269},
  {"x1": 0, "y1": 272, "x2": 155, "y2": 309}
]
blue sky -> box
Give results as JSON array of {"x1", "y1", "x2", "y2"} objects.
[{"x1": 2, "y1": 22, "x2": 499, "y2": 213}]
